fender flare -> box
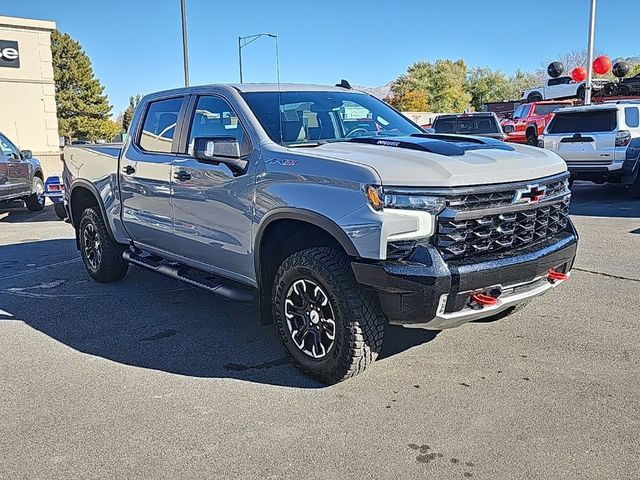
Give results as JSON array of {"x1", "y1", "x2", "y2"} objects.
[
  {"x1": 68, "y1": 179, "x2": 117, "y2": 242},
  {"x1": 253, "y1": 208, "x2": 359, "y2": 281}
]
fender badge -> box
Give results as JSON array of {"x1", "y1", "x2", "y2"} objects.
[{"x1": 266, "y1": 158, "x2": 298, "y2": 166}]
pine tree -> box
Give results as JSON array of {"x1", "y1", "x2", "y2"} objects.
[
  {"x1": 51, "y1": 30, "x2": 120, "y2": 142},
  {"x1": 122, "y1": 94, "x2": 142, "y2": 132}
]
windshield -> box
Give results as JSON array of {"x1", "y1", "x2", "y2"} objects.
[
  {"x1": 433, "y1": 116, "x2": 499, "y2": 134},
  {"x1": 534, "y1": 104, "x2": 567, "y2": 116},
  {"x1": 241, "y1": 91, "x2": 422, "y2": 146}
]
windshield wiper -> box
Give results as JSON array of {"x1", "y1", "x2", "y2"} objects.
[{"x1": 286, "y1": 141, "x2": 328, "y2": 148}]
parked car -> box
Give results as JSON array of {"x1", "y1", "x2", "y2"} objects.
[
  {"x1": 522, "y1": 77, "x2": 608, "y2": 103},
  {"x1": 540, "y1": 101, "x2": 640, "y2": 197},
  {"x1": 501, "y1": 101, "x2": 573, "y2": 145},
  {"x1": 431, "y1": 112, "x2": 506, "y2": 140},
  {"x1": 604, "y1": 73, "x2": 640, "y2": 97},
  {"x1": 64, "y1": 83, "x2": 577, "y2": 383},
  {"x1": 0, "y1": 131, "x2": 45, "y2": 211},
  {"x1": 44, "y1": 173, "x2": 67, "y2": 219}
]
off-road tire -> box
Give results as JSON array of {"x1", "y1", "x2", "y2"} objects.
[
  {"x1": 25, "y1": 177, "x2": 45, "y2": 212},
  {"x1": 54, "y1": 202, "x2": 66, "y2": 220},
  {"x1": 577, "y1": 86, "x2": 586, "y2": 101},
  {"x1": 79, "y1": 207, "x2": 129, "y2": 283},
  {"x1": 527, "y1": 92, "x2": 543, "y2": 103},
  {"x1": 617, "y1": 84, "x2": 630, "y2": 96},
  {"x1": 526, "y1": 130, "x2": 538, "y2": 146},
  {"x1": 272, "y1": 247, "x2": 385, "y2": 384}
]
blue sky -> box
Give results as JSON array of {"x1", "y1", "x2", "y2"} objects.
[{"x1": 3, "y1": 0, "x2": 638, "y2": 114}]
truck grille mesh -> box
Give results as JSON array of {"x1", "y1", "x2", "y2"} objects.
[{"x1": 434, "y1": 175, "x2": 571, "y2": 260}]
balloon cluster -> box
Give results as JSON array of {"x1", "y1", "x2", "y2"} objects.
[{"x1": 548, "y1": 56, "x2": 631, "y2": 82}]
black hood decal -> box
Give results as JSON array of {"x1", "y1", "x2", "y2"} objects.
[{"x1": 349, "y1": 133, "x2": 515, "y2": 156}]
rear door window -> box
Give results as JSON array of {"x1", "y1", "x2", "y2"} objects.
[
  {"x1": 548, "y1": 110, "x2": 617, "y2": 133},
  {"x1": 434, "y1": 116, "x2": 499, "y2": 134},
  {"x1": 138, "y1": 97, "x2": 184, "y2": 153},
  {"x1": 624, "y1": 107, "x2": 639, "y2": 128}
]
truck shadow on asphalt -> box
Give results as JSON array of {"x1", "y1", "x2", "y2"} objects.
[
  {"x1": 0, "y1": 204, "x2": 62, "y2": 223},
  {"x1": 0, "y1": 239, "x2": 438, "y2": 388},
  {"x1": 569, "y1": 182, "x2": 640, "y2": 218}
]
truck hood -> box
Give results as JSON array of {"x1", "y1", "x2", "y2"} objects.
[{"x1": 304, "y1": 138, "x2": 567, "y2": 187}]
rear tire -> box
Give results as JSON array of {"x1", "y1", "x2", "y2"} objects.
[
  {"x1": 618, "y1": 84, "x2": 630, "y2": 96},
  {"x1": 577, "y1": 86, "x2": 586, "y2": 101},
  {"x1": 526, "y1": 130, "x2": 538, "y2": 146},
  {"x1": 78, "y1": 207, "x2": 129, "y2": 283},
  {"x1": 25, "y1": 177, "x2": 45, "y2": 212},
  {"x1": 272, "y1": 247, "x2": 385, "y2": 384},
  {"x1": 54, "y1": 202, "x2": 66, "y2": 220}
]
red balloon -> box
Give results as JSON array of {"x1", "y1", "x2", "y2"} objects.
[
  {"x1": 593, "y1": 56, "x2": 612, "y2": 75},
  {"x1": 571, "y1": 66, "x2": 587, "y2": 82}
]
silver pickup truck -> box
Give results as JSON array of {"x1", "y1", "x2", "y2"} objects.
[{"x1": 63, "y1": 83, "x2": 578, "y2": 383}]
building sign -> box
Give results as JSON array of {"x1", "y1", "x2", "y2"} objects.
[{"x1": 0, "y1": 40, "x2": 20, "y2": 68}]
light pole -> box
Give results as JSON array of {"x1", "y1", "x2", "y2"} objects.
[
  {"x1": 584, "y1": 0, "x2": 596, "y2": 104},
  {"x1": 180, "y1": 0, "x2": 189, "y2": 86},
  {"x1": 238, "y1": 32, "x2": 279, "y2": 84}
]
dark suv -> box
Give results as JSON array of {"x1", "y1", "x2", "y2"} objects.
[
  {"x1": 0, "y1": 132, "x2": 45, "y2": 211},
  {"x1": 431, "y1": 112, "x2": 506, "y2": 140}
]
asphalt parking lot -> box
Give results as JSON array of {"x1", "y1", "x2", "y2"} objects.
[{"x1": 1, "y1": 183, "x2": 639, "y2": 480}]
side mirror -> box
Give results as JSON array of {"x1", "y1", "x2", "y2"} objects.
[
  {"x1": 502, "y1": 125, "x2": 515, "y2": 134},
  {"x1": 20, "y1": 150, "x2": 33, "y2": 159},
  {"x1": 503, "y1": 113, "x2": 513, "y2": 120},
  {"x1": 193, "y1": 137, "x2": 248, "y2": 175}
]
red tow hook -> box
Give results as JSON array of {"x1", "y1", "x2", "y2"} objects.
[
  {"x1": 469, "y1": 293, "x2": 499, "y2": 307},
  {"x1": 547, "y1": 268, "x2": 569, "y2": 283}
]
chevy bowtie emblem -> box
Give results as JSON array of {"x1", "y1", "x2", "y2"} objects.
[{"x1": 514, "y1": 185, "x2": 546, "y2": 204}]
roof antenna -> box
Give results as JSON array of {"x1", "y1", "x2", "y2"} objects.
[
  {"x1": 275, "y1": 30, "x2": 284, "y2": 146},
  {"x1": 336, "y1": 79, "x2": 352, "y2": 89}
]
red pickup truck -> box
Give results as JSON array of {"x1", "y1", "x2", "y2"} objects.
[{"x1": 500, "y1": 100, "x2": 574, "y2": 145}]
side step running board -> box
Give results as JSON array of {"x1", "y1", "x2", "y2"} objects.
[{"x1": 123, "y1": 250, "x2": 255, "y2": 303}]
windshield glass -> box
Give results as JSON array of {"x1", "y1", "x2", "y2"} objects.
[
  {"x1": 433, "y1": 116, "x2": 499, "y2": 134},
  {"x1": 241, "y1": 91, "x2": 421, "y2": 146},
  {"x1": 534, "y1": 104, "x2": 567, "y2": 116}
]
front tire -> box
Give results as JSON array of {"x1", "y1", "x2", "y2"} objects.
[
  {"x1": 527, "y1": 92, "x2": 543, "y2": 103},
  {"x1": 272, "y1": 247, "x2": 385, "y2": 384},
  {"x1": 54, "y1": 202, "x2": 66, "y2": 220},
  {"x1": 78, "y1": 207, "x2": 129, "y2": 283},
  {"x1": 577, "y1": 86, "x2": 586, "y2": 101},
  {"x1": 526, "y1": 130, "x2": 538, "y2": 146},
  {"x1": 25, "y1": 177, "x2": 45, "y2": 212}
]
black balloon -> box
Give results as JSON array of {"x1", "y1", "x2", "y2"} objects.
[
  {"x1": 547, "y1": 61, "x2": 564, "y2": 78},
  {"x1": 612, "y1": 61, "x2": 630, "y2": 78}
]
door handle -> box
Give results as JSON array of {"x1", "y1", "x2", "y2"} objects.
[
  {"x1": 122, "y1": 165, "x2": 136, "y2": 175},
  {"x1": 173, "y1": 170, "x2": 191, "y2": 181}
]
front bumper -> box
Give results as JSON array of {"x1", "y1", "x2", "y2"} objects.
[{"x1": 352, "y1": 223, "x2": 578, "y2": 330}]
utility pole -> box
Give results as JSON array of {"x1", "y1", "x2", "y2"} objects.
[
  {"x1": 584, "y1": 0, "x2": 596, "y2": 105},
  {"x1": 180, "y1": 0, "x2": 190, "y2": 86}
]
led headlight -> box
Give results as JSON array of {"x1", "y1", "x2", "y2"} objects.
[{"x1": 365, "y1": 185, "x2": 446, "y2": 213}]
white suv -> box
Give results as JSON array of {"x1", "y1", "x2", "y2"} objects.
[{"x1": 540, "y1": 101, "x2": 640, "y2": 197}]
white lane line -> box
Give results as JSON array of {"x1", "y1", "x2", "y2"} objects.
[{"x1": 0, "y1": 258, "x2": 81, "y2": 282}]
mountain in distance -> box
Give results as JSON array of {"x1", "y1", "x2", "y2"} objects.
[{"x1": 352, "y1": 81, "x2": 393, "y2": 99}]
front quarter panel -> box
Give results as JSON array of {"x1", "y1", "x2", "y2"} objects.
[{"x1": 254, "y1": 147, "x2": 394, "y2": 260}]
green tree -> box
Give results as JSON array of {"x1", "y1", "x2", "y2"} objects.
[
  {"x1": 466, "y1": 67, "x2": 513, "y2": 111},
  {"x1": 390, "y1": 59, "x2": 471, "y2": 113},
  {"x1": 121, "y1": 94, "x2": 143, "y2": 132},
  {"x1": 385, "y1": 89, "x2": 430, "y2": 111},
  {"x1": 506, "y1": 69, "x2": 542, "y2": 100},
  {"x1": 52, "y1": 30, "x2": 119, "y2": 142}
]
